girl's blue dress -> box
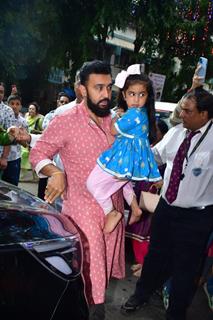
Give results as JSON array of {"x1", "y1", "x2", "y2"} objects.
[{"x1": 97, "y1": 107, "x2": 161, "y2": 181}]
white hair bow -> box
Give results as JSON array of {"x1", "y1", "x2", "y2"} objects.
[{"x1": 114, "y1": 64, "x2": 141, "y2": 89}]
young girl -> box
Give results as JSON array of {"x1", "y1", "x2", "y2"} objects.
[
  {"x1": 126, "y1": 119, "x2": 168, "y2": 277},
  {"x1": 87, "y1": 64, "x2": 161, "y2": 233}
]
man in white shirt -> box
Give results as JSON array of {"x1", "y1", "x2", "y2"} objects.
[
  {"x1": 2, "y1": 94, "x2": 28, "y2": 185},
  {"x1": 0, "y1": 82, "x2": 16, "y2": 176},
  {"x1": 41, "y1": 92, "x2": 70, "y2": 130},
  {"x1": 53, "y1": 70, "x2": 82, "y2": 117},
  {"x1": 122, "y1": 87, "x2": 213, "y2": 320}
]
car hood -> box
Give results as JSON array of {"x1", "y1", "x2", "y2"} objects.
[
  {"x1": 0, "y1": 180, "x2": 58, "y2": 213},
  {"x1": 0, "y1": 181, "x2": 77, "y2": 245}
]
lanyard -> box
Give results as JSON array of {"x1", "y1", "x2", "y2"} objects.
[
  {"x1": 186, "y1": 121, "x2": 212, "y2": 161},
  {"x1": 181, "y1": 121, "x2": 212, "y2": 180}
]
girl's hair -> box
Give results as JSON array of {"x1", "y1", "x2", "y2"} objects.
[
  {"x1": 157, "y1": 119, "x2": 169, "y2": 136},
  {"x1": 117, "y1": 73, "x2": 157, "y2": 143}
]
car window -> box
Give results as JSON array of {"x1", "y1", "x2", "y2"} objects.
[
  {"x1": 156, "y1": 111, "x2": 172, "y2": 128},
  {"x1": 155, "y1": 102, "x2": 176, "y2": 128}
]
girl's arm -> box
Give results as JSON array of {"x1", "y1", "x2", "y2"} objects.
[
  {"x1": 112, "y1": 108, "x2": 140, "y2": 137},
  {"x1": 110, "y1": 117, "x2": 119, "y2": 136},
  {"x1": 110, "y1": 108, "x2": 125, "y2": 136}
]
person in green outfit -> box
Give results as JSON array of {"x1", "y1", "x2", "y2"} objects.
[{"x1": 20, "y1": 101, "x2": 44, "y2": 180}]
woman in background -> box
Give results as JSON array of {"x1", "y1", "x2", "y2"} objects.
[{"x1": 21, "y1": 102, "x2": 43, "y2": 180}]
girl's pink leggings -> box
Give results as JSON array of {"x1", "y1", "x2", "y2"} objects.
[{"x1": 87, "y1": 164, "x2": 134, "y2": 214}]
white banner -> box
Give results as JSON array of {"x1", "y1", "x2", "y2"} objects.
[{"x1": 149, "y1": 72, "x2": 166, "y2": 101}]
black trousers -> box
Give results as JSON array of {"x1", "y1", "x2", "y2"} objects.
[
  {"x1": 134, "y1": 198, "x2": 213, "y2": 320},
  {"x1": 37, "y1": 177, "x2": 48, "y2": 200},
  {"x1": 2, "y1": 158, "x2": 21, "y2": 186}
]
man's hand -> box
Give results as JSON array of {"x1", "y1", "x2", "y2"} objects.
[
  {"x1": 15, "y1": 127, "x2": 31, "y2": 146},
  {"x1": 150, "y1": 180, "x2": 163, "y2": 192},
  {"x1": 190, "y1": 65, "x2": 204, "y2": 91},
  {"x1": 44, "y1": 172, "x2": 66, "y2": 204},
  {"x1": 7, "y1": 126, "x2": 19, "y2": 140},
  {"x1": 0, "y1": 157, "x2": 8, "y2": 170}
]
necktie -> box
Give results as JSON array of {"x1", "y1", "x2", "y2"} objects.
[{"x1": 165, "y1": 131, "x2": 199, "y2": 204}]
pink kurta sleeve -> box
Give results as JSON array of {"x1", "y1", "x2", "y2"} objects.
[{"x1": 30, "y1": 114, "x2": 67, "y2": 169}]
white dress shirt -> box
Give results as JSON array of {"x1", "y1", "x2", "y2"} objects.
[
  {"x1": 53, "y1": 99, "x2": 77, "y2": 116},
  {"x1": 7, "y1": 114, "x2": 28, "y2": 161},
  {"x1": 152, "y1": 120, "x2": 213, "y2": 208},
  {"x1": 30, "y1": 100, "x2": 77, "y2": 148},
  {"x1": 0, "y1": 101, "x2": 16, "y2": 156}
]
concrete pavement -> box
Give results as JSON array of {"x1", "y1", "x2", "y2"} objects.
[
  {"x1": 105, "y1": 239, "x2": 212, "y2": 320},
  {"x1": 18, "y1": 179, "x2": 212, "y2": 320}
]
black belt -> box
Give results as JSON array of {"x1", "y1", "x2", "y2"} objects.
[
  {"x1": 191, "y1": 205, "x2": 213, "y2": 211},
  {"x1": 162, "y1": 198, "x2": 213, "y2": 211}
]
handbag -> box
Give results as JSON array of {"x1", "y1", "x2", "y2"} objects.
[{"x1": 139, "y1": 191, "x2": 160, "y2": 213}]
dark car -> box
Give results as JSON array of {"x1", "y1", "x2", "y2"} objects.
[{"x1": 0, "y1": 181, "x2": 89, "y2": 320}]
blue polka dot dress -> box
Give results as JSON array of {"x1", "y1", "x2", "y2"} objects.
[{"x1": 97, "y1": 107, "x2": 161, "y2": 181}]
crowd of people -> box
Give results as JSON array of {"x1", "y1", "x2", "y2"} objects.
[
  {"x1": 0, "y1": 60, "x2": 212, "y2": 320},
  {"x1": 0, "y1": 82, "x2": 76, "y2": 193}
]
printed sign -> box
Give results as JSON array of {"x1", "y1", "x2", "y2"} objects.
[{"x1": 148, "y1": 72, "x2": 166, "y2": 101}]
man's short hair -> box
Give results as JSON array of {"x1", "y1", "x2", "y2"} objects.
[
  {"x1": 7, "y1": 94, "x2": 21, "y2": 104},
  {"x1": 79, "y1": 60, "x2": 111, "y2": 85},
  {"x1": 185, "y1": 87, "x2": 213, "y2": 119},
  {"x1": 57, "y1": 92, "x2": 70, "y2": 101},
  {"x1": 75, "y1": 70, "x2": 81, "y2": 85}
]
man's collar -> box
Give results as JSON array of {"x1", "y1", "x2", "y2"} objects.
[
  {"x1": 183, "y1": 120, "x2": 212, "y2": 135},
  {"x1": 81, "y1": 101, "x2": 110, "y2": 127},
  {"x1": 198, "y1": 120, "x2": 212, "y2": 135},
  {"x1": 0, "y1": 101, "x2": 7, "y2": 107}
]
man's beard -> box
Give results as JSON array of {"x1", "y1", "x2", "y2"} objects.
[{"x1": 87, "y1": 94, "x2": 111, "y2": 117}]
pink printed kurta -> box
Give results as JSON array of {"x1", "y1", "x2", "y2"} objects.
[{"x1": 30, "y1": 102, "x2": 125, "y2": 304}]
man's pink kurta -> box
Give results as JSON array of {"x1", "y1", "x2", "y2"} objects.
[{"x1": 30, "y1": 102, "x2": 125, "y2": 304}]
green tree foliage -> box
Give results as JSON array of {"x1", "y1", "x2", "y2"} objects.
[
  {"x1": 129, "y1": 0, "x2": 212, "y2": 101},
  {"x1": 0, "y1": 1, "x2": 56, "y2": 80},
  {"x1": 0, "y1": 0, "x2": 58, "y2": 103},
  {"x1": 0, "y1": 0, "x2": 212, "y2": 104},
  {"x1": 45, "y1": 0, "x2": 92, "y2": 73},
  {"x1": 86, "y1": 0, "x2": 132, "y2": 60}
]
